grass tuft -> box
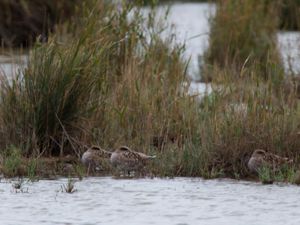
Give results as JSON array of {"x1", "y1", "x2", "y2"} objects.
[
  {"x1": 2, "y1": 146, "x2": 23, "y2": 177},
  {"x1": 203, "y1": 0, "x2": 283, "y2": 81},
  {"x1": 61, "y1": 177, "x2": 77, "y2": 193},
  {"x1": 12, "y1": 178, "x2": 28, "y2": 193}
]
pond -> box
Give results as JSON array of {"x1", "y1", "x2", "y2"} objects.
[
  {"x1": 1, "y1": 177, "x2": 300, "y2": 225},
  {"x1": 0, "y1": 3, "x2": 300, "y2": 224}
]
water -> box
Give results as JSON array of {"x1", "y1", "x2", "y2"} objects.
[
  {"x1": 277, "y1": 32, "x2": 300, "y2": 74},
  {"x1": 0, "y1": 54, "x2": 27, "y2": 80},
  {"x1": 0, "y1": 177, "x2": 300, "y2": 225},
  {"x1": 1, "y1": 4, "x2": 300, "y2": 224},
  {"x1": 143, "y1": 3, "x2": 215, "y2": 78}
]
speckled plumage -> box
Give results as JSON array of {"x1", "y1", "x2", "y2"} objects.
[
  {"x1": 81, "y1": 146, "x2": 112, "y2": 171},
  {"x1": 248, "y1": 149, "x2": 292, "y2": 174},
  {"x1": 110, "y1": 146, "x2": 156, "y2": 175}
]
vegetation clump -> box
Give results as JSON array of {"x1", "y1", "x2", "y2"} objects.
[
  {"x1": 61, "y1": 177, "x2": 77, "y2": 193},
  {"x1": 11, "y1": 178, "x2": 28, "y2": 193},
  {"x1": 258, "y1": 164, "x2": 297, "y2": 184},
  {"x1": 0, "y1": 0, "x2": 299, "y2": 182},
  {"x1": 199, "y1": 0, "x2": 299, "y2": 180},
  {"x1": 2, "y1": 146, "x2": 24, "y2": 177},
  {"x1": 203, "y1": 0, "x2": 283, "y2": 81},
  {"x1": 0, "y1": 1, "x2": 193, "y2": 170}
]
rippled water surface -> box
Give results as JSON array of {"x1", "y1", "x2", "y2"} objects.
[{"x1": 1, "y1": 177, "x2": 300, "y2": 225}]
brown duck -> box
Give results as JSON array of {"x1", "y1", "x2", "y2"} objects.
[
  {"x1": 110, "y1": 146, "x2": 156, "y2": 175},
  {"x1": 248, "y1": 149, "x2": 293, "y2": 174},
  {"x1": 81, "y1": 146, "x2": 112, "y2": 172}
]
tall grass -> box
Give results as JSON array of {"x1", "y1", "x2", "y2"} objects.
[
  {"x1": 0, "y1": 1, "x2": 193, "y2": 158},
  {"x1": 2, "y1": 145, "x2": 23, "y2": 177},
  {"x1": 159, "y1": 70, "x2": 299, "y2": 178},
  {"x1": 0, "y1": 0, "x2": 299, "y2": 179},
  {"x1": 195, "y1": 0, "x2": 300, "y2": 178},
  {"x1": 203, "y1": 0, "x2": 282, "y2": 81}
]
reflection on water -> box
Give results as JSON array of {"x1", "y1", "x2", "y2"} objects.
[{"x1": 0, "y1": 177, "x2": 300, "y2": 225}]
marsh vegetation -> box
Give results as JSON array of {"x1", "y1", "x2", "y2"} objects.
[{"x1": 0, "y1": 0, "x2": 299, "y2": 183}]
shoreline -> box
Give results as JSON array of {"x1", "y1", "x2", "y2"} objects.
[{"x1": 0, "y1": 156, "x2": 298, "y2": 185}]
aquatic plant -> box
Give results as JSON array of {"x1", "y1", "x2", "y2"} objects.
[
  {"x1": 0, "y1": 0, "x2": 298, "y2": 181},
  {"x1": 2, "y1": 146, "x2": 23, "y2": 177},
  {"x1": 0, "y1": 1, "x2": 191, "y2": 158},
  {"x1": 27, "y1": 159, "x2": 39, "y2": 182},
  {"x1": 292, "y1": 170, "x2": 300, "y2": 185},
  {"x1": 258, "y1": 165, "x2": 274, "y2": 184},
  {"x1": 12, "y1": 178, "x2": 28, "y2": 193},
  {"x1": 61, "y1": 177, "x2": 77, "y2": 193},
  {"x1": 203, "y1": 0, "x2": 283, "y2": 81},
  {"x1": 274, "y1": 164, "x2": 297, "y2": 183},
  {"x1": 258, "y1": 163, "x2": 297, "y2": 184},
  {"x1": 196, "y1": 0, "x2": 299, "y2": 180},
  {"x1": 74, "y1": 164, "x2": 85, "y2": 181}
]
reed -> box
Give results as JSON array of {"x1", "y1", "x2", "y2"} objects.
[
  {"x1": 27, "y1": 159, "x2": 38, "y2": 182},
  {"x1": 12, "y1": 178, "x2": 29, "y2": 193},
  {"x1": 0, "y1": 1, "x2": 192, "y2": 157},
  {"x1": 154, "y1": 65, "x2": 299, "y2": 179},
  {"x1": 203, "y1": 0, "x2": 282, "y2": 81},
  {"x1": 61, "y1": 177, "x2": 77, "y2": 193},
  {"x1": 0, "y1": 1, "x2": 299, "y2": 180},
  {"x1": 2, "y1": 146, "x2": 24, "y2": 177},
  {"x1": 198, "y1": 0, "x2": 299, "y2": 179}
]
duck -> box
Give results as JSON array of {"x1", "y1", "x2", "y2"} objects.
[
  {"x1": 81, "y1": 146, "x2": 112, "y2": 173},
  {"x1": 110, "y1": 146, "x2": 156, "y2": 176},
  {"x1": 248, "y1": 149, "x2": 293, "y2": 174}
]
